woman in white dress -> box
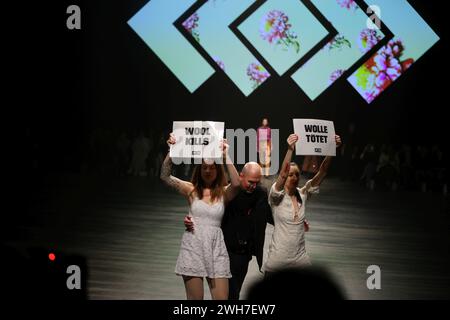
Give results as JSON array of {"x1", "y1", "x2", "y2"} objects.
[
  {"x1": 161, "y1": 133, "x2": 241, "y2": 300},
  {"x1": 264, "y1": 133, "x2": 341, "y2": 276}
]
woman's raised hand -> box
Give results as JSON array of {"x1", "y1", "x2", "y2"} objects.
[
  {"x1": 335, "y1": 135, "x2": 342, "y2": 148},
  {"x1": 220, "y1": 138, "x2": 230, "y2": 157},
  {"x1": 167, "y1": 133, "x2": 176, "y2": 147},
  {"x1": 287, "y1": 134, "x2": 299, "y2": 151}
]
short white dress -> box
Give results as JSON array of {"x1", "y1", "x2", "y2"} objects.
[{"x1": 175, "y1": 197, "x2": 232, "y2": 278}]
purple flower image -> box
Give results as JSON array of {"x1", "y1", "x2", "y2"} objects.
[
  {"x1": 383, "y1": 39, "x2": 405, "y2": 59},
  {"x1": 337, "y1": 0, "x2": 358, "y2": 10},
  {"x1": 329, "y1": 69, "x2": 345, "y2": 85},
  {"x1": 213, "y1": 56, "x2": 225, "y2": 72},
  {"x1": 372, "y1": 53, "x2": 402, "y2": 84},
  {"x1": 183, "y1": 13, "x2": 200, "y2": 42},
  {"x1": 247, "y1": 62, "x2": 270, "y2": 89},
  {"x1": 358, "y1": 28, "x2": 382, "y2": 54},
  {"x1": 259, "y1": 10, "x2": 300, "y2": 53},
  {"x1": 364, "y1": 87, "x2": 382, "y2": 103}
]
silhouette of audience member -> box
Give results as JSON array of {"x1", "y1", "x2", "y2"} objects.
[{"x1": 246, "y1": 266, "x2": 345, "y2": 300}]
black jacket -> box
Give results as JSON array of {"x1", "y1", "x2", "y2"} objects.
[{"x1": 221, "y1": 186, "x2": 273, "y2": 271}]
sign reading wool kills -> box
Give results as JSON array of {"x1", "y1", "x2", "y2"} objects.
[{"x1": 170, "y1": 121, "x2": 225, "y2": 161}]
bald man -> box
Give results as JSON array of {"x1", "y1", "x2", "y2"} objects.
[{"x1": 185, "y1": 162, "x2": 273, "y2": 299}]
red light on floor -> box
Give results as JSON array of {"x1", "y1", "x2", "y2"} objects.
[{"x1": 48, "y1": 253, "x2": 56, "y2": 261}]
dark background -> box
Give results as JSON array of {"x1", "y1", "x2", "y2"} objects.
[
  {"x1": 4, "y1": 0, "x2": 449, "y2": 301},
  {"x1": 15, "y1": 0, "x2": 448, "y2": 174}
]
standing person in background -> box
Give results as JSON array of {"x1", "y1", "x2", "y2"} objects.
[
  {"x1": 257, "y1": 118, "x2": 272, "y2": 177},
  {"x1": 116, "y1": 132, "x2": 130, "y2": 177},
  {"x1": 129, "y1": 130, "x2": 151, "y2": 177}
]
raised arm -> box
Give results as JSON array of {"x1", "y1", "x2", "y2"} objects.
[
  {"x1": 160, "y1": 133, "x2": 194, "y2": 197},
  {"x1": 307, "y1": 135, "x2": 342, "y2": 189},
  {"x1": 222, "y1": 139, "x2": 241, "y2": 204},
  {"x1": 274, "y1": 134, "x2": 298, "y2": 191}
]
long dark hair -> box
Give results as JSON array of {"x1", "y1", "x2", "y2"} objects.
[{"x1": 190, "y1": 161, "x2": 227, "y2": 202}]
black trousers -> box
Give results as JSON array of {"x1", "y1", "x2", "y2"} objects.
[{"x1": 228, "y1": 252, "x2": 252, "y2": 300}]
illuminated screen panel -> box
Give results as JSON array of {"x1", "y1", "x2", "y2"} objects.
[
  {"x1": 127, "y1": 0, "x2": 215, "y2": 93},
  {"x1": 237, "y1": 0, "x2": 329, "y2": 76},
  {"x1": 291, "y1": 0, "x2": 385, "y2": 101},
  {"x1": 347, "y1": 0, "x2": 440, "y2": 103},
  {"x1": 184, "y1": 0, "x2": 271, "y2": 96}
]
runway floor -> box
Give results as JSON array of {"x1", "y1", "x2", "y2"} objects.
[{"x1": 8, "y1": 173, "x2": 450, "y2": 299}]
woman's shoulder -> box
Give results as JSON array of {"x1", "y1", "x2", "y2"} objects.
[{"x1": 269, "y1": 182, "x2": 285, "y2": 197}]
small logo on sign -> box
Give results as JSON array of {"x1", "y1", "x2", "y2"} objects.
[{"x1": 314, "y1": 148, "x2": 322, "y2": 153}]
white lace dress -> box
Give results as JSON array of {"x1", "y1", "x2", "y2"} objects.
[{"x1": 175, "y1": 197, "x2": 232, "y2": 278}]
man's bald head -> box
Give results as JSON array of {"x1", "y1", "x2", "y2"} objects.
[
  {"x1": 242, "y1": 162, "x2": 262, "y2": 176},
  {"x1": 240, "y1": 162, "x2": 262, "y2": 193}
]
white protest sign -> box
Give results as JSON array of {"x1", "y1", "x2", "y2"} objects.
[
  {"x1": 293, "y1": 119, "x2": 336, "y2": 156},
  {"x1": 170, "y1": 121, "x2": 225, "y2": 160}
]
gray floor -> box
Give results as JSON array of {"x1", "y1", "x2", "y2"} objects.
[{"x1": 11, "y1": 173, "x2": 450, "y2": 299}]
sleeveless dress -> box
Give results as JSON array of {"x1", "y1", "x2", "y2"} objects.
[{"x1": 175, "y1": 197, "x2": 232, "y2": 278}]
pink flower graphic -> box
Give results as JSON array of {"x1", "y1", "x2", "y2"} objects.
[
  {"x1": 383, "y1": 39, "x2": 405, "y2": 59},
  {"x1": 183, "y1": 13, "x2": 200, "y2": 42},
  {"x1": 329, "y1": 69, "x2": 345, "y2": 85},
  {"x1": 358, "y1": 28, "x2": 382, "y2": 53},
  {"x1": 259, "y1": 10, "x2": 300, "y2": 53},
  {"x1": 247, "y1": 62, "x2": 270, "y2": 89},
  {"x1": 372, "y1": 53, "x2": 402, "y2": 84},
  {"x1": 337, "y1": 0, "x2": 358, "y2": 10},
  {"x1": 353, "y1": 39, "x2": 414, "y2": 103},
  {"x1": 364, "y1": 87, "x2": 382, "y2": 103}
]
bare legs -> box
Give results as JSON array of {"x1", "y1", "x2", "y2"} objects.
[
  {"x1": 182, "y1": 276, "x2": 228, "y2": 300},
  {"x1": 207, "y1": 278, "x2": 229, "y2": 300},
  {"x1": 259, "y1": 141, "x2": 271, "y2": 176}
]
